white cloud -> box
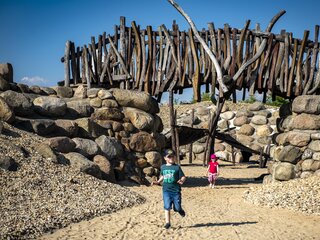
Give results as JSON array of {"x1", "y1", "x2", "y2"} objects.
[{"x1": 20, "y1": 76, "x2": 48, "y2": 86}]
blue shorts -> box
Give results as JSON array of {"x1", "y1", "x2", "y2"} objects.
[{"x1": 163, "y1": 191, "x2": 182, "y2": 212}]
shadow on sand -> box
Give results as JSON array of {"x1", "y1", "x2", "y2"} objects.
[
  {"x1": 183, "y1": 176, "x2": 262, "y2": 188},
  {"x1": 186, "y1": 221, "x2": 258, "y2": 228}
]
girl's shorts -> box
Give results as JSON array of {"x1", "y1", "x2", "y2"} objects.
[{"x1": 208, "y1": 173, "x2": 218, "y2": 182}]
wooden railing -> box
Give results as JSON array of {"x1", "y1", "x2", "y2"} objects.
[{"x1": 61, "y1": 16, "x2": 320, "y2": 102}]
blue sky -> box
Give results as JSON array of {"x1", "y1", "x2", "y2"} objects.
[{"x1": 0, "y1": 0, "x2": 319, "y2": 101}]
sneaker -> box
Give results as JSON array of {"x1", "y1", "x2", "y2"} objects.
[
  {"x1": 164, "y1": 223, "x2": 171, "y2": 229},
  {"x1": 209, "y1": 184, "x2": 212, "y2": 188},
  {"x1": 178, "y1": 209, "x2": 186, "y2": 217},
  {"x1": 211, "y1": 185, "x2": 215, "y2": 189}
]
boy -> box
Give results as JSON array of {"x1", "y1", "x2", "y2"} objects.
[{"x1": 152, "y1": 149, "x2": 186, "y2": 229}]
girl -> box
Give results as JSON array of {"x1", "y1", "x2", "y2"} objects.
[{"x1": 207, "y1": 154, "x2": 219, "y2": 188}]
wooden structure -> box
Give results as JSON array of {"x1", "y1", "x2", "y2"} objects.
[{"x1": 61, "y1": 16, "x2": 320, "y2": 102}]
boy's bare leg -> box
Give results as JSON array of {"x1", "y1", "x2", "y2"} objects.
[
  {"x1": 165, "y1": 210, "x2": 170, "y2": 224},
  {"x1": 164, "y1": 210, "x2": 171, "y2": 229}
]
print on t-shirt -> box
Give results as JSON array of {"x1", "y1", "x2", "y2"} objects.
[{"x1": 163, "y1": 169, "x2": 175, "y2": 183}]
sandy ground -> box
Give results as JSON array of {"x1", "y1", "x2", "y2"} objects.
[{"x1": 41, "y1": 161, "x2": 320, "y2": 240}]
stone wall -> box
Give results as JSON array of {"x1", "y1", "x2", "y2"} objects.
[
  {"x1": 267, "y1": 95, "x2": 320, "y2": 183},
  {"x1": 175, "y1": 102, "x2": 279, "y2": 164},
  {"x1": 0, "y1": 67, "x2": 165, "y2": 185}
]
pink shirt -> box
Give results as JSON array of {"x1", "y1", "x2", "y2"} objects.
[{"x1": 208, "y1": 161, "x2": 219, "y2": 174}]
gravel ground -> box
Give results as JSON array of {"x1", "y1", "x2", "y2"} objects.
[
  {"x1": 243, "y1": 175, "x2": 320, "y2": 215},
  {"x1": 0, "y1": 122, "x2": 145, "y2": 240}
]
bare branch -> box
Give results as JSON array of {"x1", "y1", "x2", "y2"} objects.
[
  {"x1": 107, "y1": 34, "x2": 132, "y2": 79},
  {"x1": 233, "y1": 10, "x2": 286, "y2": 80},
  {"x1": 167, "y1": 0, "x2": 228, "y2": 93}
]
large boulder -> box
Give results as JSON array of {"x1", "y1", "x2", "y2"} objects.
[
  {"x1": 54, "y1": 119, "x2": 79, "y2": 137},
  {"x1": 87, "y1": 88, "x2": 102, "y2": 98},
  {"x1": 101, "y1": 99, "x2": 119, "y2": 108},
  {"x1": 0, "y1": 63, "x2": 13, "y2": 83},
  {"x1": 64, "y1": 152, "x2": 93, "y2": 169},
  {"x1": 30, "y1": 119, "x2": 56, "y2": 136},
  {"x1": 46, "y1": 137, "x2": 76, "y2": 153},
  {"x1": 256, "y1": 125, "x2": 273, "y2": 137},
  {"x1": 29, "y1": 85, "x2": 46, "y2": 95},
  {"x1": 95, "y1": 135, "x2": 124, "y2": 160},
  {"x1": 274, "y1": 162, "x2": 295, "y2": 181},
  {"x1": 97, "y1": 89, "x2": 113, "y2": 100},
  {"x1": 251, "y1": 115, "x2": 268, "y2": 125},
  {"x1": 0, "y1": 76, "x2": 10, "y2": 91},
  {"x1": 36, "y1": 143, "x2": 58, "y2": 163},
  {"x1": 40, "y1": 87, "x2": 56, "y2": 95},
  {"x1": 52, "y1": 86, "x2": 73, "y2": 98},
  {"x1": 72, "y1": 137, "x2": 100, "y2": 158},
  {"x1": 286, "y1": 131, "x2": 311, "y2": 147},
  {"x1": 73, "y1": 85, "x2": 87, "y2": 99},
  {"x1": 0, "y1": 96, "x2": 15, "y2": 123},
  {"x1": 233, "y1": 116, "x2": 249, "y2": 126},
  {"x1": 145, "y1": 151, "x2": 163, "y2": 169},
  {"x1": 277, "y1": 145, "x2": 302, "y2": 164},
  {"x1": 112, "y1": 88, "x2": 159, "y2": 114},
  {"x1": 0, "y1": 90, "x2": 33, "y2": 116},
  {"x1": 292, "y1": 95, "x2": 320, "y2": 114},
  {"x1": 220, "y1": 111, "x2": 235, "y2": 120},
  {"x1": 93, "y1": 155, "x2": 116, "y2": 182},
  {"x1": 64, "y1": 152, "x2": 103, "y2": 179},
  {"x1": 33, "y1": 96, "x2": 67, "y2": 117},
  {"x1": 236, "y1": 134, "x2": 254, "y2": 146},
  {"x1": 13, "y1": 117, "x2": 56, "y2": 136},
  {"x1": 238, "y1": 124, "x2": 255, "y2": 136},
  {"x1": 66, "y1": 99, "x2": 93, "y2": 118},
  {"x1": 129, "y1": 131, "x2": 162, "y2": 152},
  {"x1": 308, "y1": 140, "x2": 320, "y2": 152},
  {"x1": 17, "y1": 83, "x2": 31, "y2": 93},
  {"x1": 248, "y1": 102, "x2": 265, "y2": 111},
  {"x1": 91, "y1": 107, "x2": 124, "y2": 121},
  {"x1": 75, "y1": 117, "x2": 106, "y2": 139},
  {"x1": 289, "y1": 113, "x2": 320, "y2": 130},
  {"x1": 123, "y1": 107, "x2": 155, "y2": 131}
]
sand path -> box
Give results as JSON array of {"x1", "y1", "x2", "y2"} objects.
[{"x1": 41, "y1": 162, "x2": 320, "y2": 240}]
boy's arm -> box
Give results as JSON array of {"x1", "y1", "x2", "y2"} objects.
[
  {"x1": 152, "y1": 175, "x2": 164, "y2": 185},
  {"x1": 177, "y1": 167, "x2": 186, "y2": 185},
  {"x1": 177, "y1": 176, "x2": 186, "y2": 185}
]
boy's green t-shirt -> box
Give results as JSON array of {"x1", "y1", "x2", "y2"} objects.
[{"x1": 160, "y1": 164, "x2": 185, "y2": 192}]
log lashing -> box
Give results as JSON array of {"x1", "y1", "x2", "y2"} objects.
[{"x1": 61, "y1": 17, "x2": 320, "y2": 102}]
